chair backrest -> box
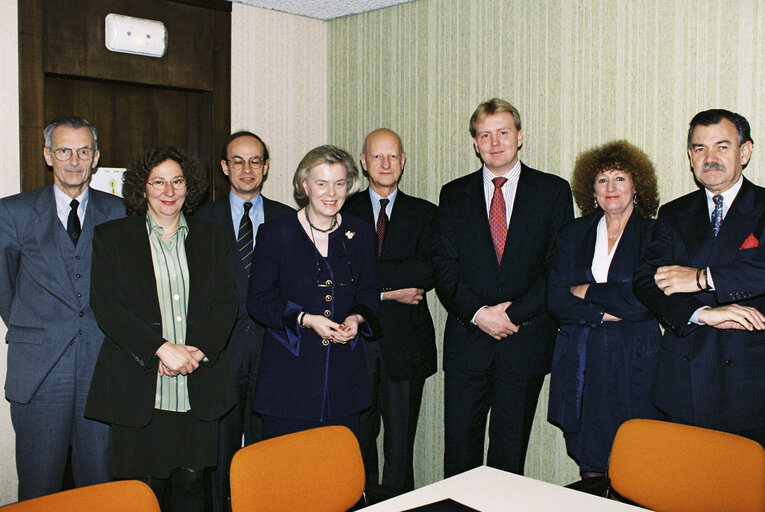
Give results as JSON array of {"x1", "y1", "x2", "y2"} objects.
[
  {"x1": 0, "y1": 480, "x2": 160, "y2": 512},
  {"x1": 230, "y1": 425, "x2": 365, "y2": 512},
  {"x1": 608, "y1": 419, "x2": 765, "y2": 512}
]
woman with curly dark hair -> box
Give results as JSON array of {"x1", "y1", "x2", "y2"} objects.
[
  {"x1": 85, "y1": 147, "x2": 237, "y2": 511},
  {"x1": 546, "y1": 140, "x2": 662, "y2": 478}
]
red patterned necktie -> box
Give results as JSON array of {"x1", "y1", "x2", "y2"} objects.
[
  {"x1": 377, "y1": 198, "x2": 389, "y2": 257},
  {"x1": 489, "y1": 177, "x2": 508, "y2": 263}
]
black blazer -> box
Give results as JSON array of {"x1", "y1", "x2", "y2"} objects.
[
  {"x1": 195, "y1": 195, "x2": 295, "y2": 370},
  {"x1": 85, "y1": 215, "x2": 238, "y2": 428},
  {"x1": 342, "y1": 188, "x2": 438, "y2": 381},
  {"x1": 634, "y1": 178, "x2": 765, "y2": 432},
  {"x1": 434, "y1": 164, "x2": 573, "y2": 375}
]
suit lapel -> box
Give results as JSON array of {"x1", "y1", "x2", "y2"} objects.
[
  {"x1": 501, "y1": 165, "x2": 537, "y2": 270},
  {"x1": 32, "y1": 186, "x2": 74, "y2": 295},
  {"x1": 710, "y1": 179, "x2": 760, "y2": 263},
  {"x1": 675, "y1": 190, "x2": 715, "y2": 267},
  {"x1": 383, "y1": 190, "x2": 412, "y2": 258},
  {"x1": 463, "y1": 170, "x2": 499, "y2": 268},
  {"x1": 607, "y1": 213, "x2": 640, "y2": 281}
]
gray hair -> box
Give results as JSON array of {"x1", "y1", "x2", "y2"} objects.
[
  {"x1": 293, "y1": 145, "x2": 359, "y2": 200},
  {"x1": 43, "y1": 117, "x2": 98, "y2": 149}
]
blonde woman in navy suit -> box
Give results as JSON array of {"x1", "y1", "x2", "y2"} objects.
[{"x1": 547, "y1": 140, "x2": 662, "y2": 477}]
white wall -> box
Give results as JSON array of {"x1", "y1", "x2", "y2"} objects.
[{"x1": 0, "y1": 0, "x2": 20, "y2": 504}]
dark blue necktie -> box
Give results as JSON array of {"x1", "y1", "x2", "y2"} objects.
[
  {"x1": 711, "y1": 194, "x2": 723, "y2": 237},
  {"x1": 237, "y1": 202, "x2": 254, "y2": 277},
  {"x1": 67, "y1": 199, "x2": 81, "y2": 246}
]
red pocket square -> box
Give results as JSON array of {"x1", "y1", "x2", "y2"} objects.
[{"x1": 739, "y1": 233, "x2": 759, "y2": 250}]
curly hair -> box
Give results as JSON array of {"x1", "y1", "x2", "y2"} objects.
[
  {"x1": 123, "y1": 147, "x2": 207, "y2": 216},
  {"x1": 572, "y1": 140, "x2": 659, "y2": 218}
]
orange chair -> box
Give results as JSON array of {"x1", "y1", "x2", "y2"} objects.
[
  {"x1": 229, "y1": 425, "x2": 365, "y2": 512},
  {"x1": 608, "y1": 419, "x2": 765, "y2": 512},
  {"x1": 0, "y1": 480, "x2": 159, "y2": 511}
]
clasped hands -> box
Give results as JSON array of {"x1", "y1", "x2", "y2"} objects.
[
  {"x1": 475, "y1": 302, "x2": 518, "y2": 340},
  {"x1": 303, "y1": 313, "x2": 363, "y2": 344},
  {"x1": 156, "y1": 342, "x2": 205, "y2": 377},
  {"x1": 654, "y1": 265, "x2": 765, "y2": 331}
]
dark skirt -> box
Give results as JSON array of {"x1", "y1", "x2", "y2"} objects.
[{"x1": 111, "y1": 409, "x2": 218, "y2": 479}]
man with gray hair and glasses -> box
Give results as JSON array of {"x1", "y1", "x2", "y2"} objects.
[{"x1": 0, "y1": 116, "x2": 124, "y2": 500}]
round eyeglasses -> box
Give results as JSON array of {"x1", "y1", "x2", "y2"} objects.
[
  {"x1": 227, "y1": 157, "x2": 265, "y2": 171},
  {"x1": 147, "y1": 177, "x2": 187, "y2": 191}
]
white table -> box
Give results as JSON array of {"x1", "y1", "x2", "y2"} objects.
[{"x1": 362, "y1": 466, "x2": 645, "y2": 511}]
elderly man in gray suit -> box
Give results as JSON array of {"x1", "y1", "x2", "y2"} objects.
[{"x1": 0, "y1": 117, "x2": 125, "y2": 500}]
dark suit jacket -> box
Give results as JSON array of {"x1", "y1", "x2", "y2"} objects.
[
  {"x1": 248, "y1": 214, "x2": 380, "y2": 421},
  {"x1": 195, "y1": 194, "x2": 295, "y2": 373},
  {"x1": 434, "y1": 164, "x2": 573, "y2": 375},
  {"x1": 85, "y1": 215, "x2": 238, "y2": 428},
  {"x1": 0, "y1": 186, "x2": 125, "y2": 403},
  {"x1": 342, "y1": 188, "x2": 438, "y2": 381},
  {"x1": 634, "y1": 178, "x2": 765, "y2": 432},
  {"x1": 547, "y1": 213, "x2": 660, "y2": 433}
]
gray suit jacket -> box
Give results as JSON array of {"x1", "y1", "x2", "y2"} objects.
[{"x1": 0, "y1": 185, "x2": 125, "y2": 403}]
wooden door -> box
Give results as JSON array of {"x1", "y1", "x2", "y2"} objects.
[{"x1": 19, "y1": 0, "x2": 231, "y2": 199}]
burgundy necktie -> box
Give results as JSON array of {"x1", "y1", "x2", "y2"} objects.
[
  {"x1": 377, "y1": 198, "x2": 389, "y2": 257},
  {"x1": 489, "y1": 177, "x2": 508, "y2": 264}
]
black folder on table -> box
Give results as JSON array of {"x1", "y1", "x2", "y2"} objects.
[{"x1": 401, "y1": 498, "x2": 482, "y2": 511}]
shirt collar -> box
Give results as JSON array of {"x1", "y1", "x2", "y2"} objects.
[
  {"x1": 54, "y1": 184, "x2": 89, "y2": 217},
  {"x1": 705, "y1": 175, "x2": 744, "y2": 210},
  {"x1": 146, "y1": 211, "x2": 189, "y2": 237},
  {"x1": 482, "y1": 159, "x2": 521, "y2": 187},
  {"x1": 369, "y1": 186, "x2": 398, "y2": 205},
  {"x1": 229, "y1": 191, "x2": 263, "y2": 215}
]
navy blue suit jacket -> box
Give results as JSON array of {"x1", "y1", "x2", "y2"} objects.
[
  {"x1": 247, "y1": 213, "x2": 380, "y2": 421},
  {"x1": 195, "y1": 195, "x2": 294, "y2": 371},
  {"x1": 547, "y1": 213, "x2": 660, "y2": 432},
  {"x1": 434, "y1": 165, "x2": 573, "y2": 375},
  {"x1": 634, "y1": 178, "x2": 765, "y2": 432},
  {"x1": 0, "y1": 186, "x2": 125, "y2": 403},
  {"x1": 342, "y1": 189, "x2": 438, "y2": 382}
]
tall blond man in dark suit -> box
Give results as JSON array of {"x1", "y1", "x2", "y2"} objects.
[{"x1": 435, "y1": 99, "x2": 573, "y2": 476}]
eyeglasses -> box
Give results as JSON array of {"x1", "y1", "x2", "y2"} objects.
[
  {"x1": 147, "y1": 177, "x2": 187, "y2": 191},
  {"x1": 314, "y1": 240, "x2": 355, "y2": 288},
  {"x1": 50, "y1": 147, "x2": 96, "y2": 161},
  {"x1": 227, "y1": 157, "x2": 265, "y2": 171}
]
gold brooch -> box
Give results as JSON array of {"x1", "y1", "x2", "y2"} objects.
[{"x1": 345, "y1": 230, "x2": 355, "y2": 239}]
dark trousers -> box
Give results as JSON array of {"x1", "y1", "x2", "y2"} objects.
[
  {"x1": 211, "y1": 354, "x2": 261, "y2": 512},
  {"x1": 261, "y1": 413, "x2": 360, "y2": 440},
  {"x1": 443, "y1": 364, "x2": 544, "y2": 478},
  {"x1": 359, "y1": 339, "x2": 425, "y2": 492},
  {"x1": 10, "y1": 340, "x2": 111, "y2": 500}
]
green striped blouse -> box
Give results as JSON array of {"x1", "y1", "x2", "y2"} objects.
[{"x1": 146, "y1": 212, "x2": 191, "y2": 412}]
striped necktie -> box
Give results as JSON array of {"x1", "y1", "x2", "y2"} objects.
[{"x1": 237, "y1": 202, "x2": 254, "y2": 276}]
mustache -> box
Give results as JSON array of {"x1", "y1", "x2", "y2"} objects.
[{"x1": 701, "y1": 162, "x2": 726, "y2": 171}]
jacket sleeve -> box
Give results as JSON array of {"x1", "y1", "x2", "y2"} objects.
[
  {"x1": 185, "y1": 226, "x2": 238, "y2": 365},
  {"x1": 90, "y1": 225, "x2": 165, "y2": 369},
  {"x1": 633, "y1": 208, "x2": 704, "y2": 336},
  {"x1": 0, "y1": 199, "x2": 20, "y2": 324},
  {"x1": 433, "y1": 186, "x2": 485, "y2": 325},
  {"x1": 546, "y1": 222, "x2": 605, "y2": 327}
]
